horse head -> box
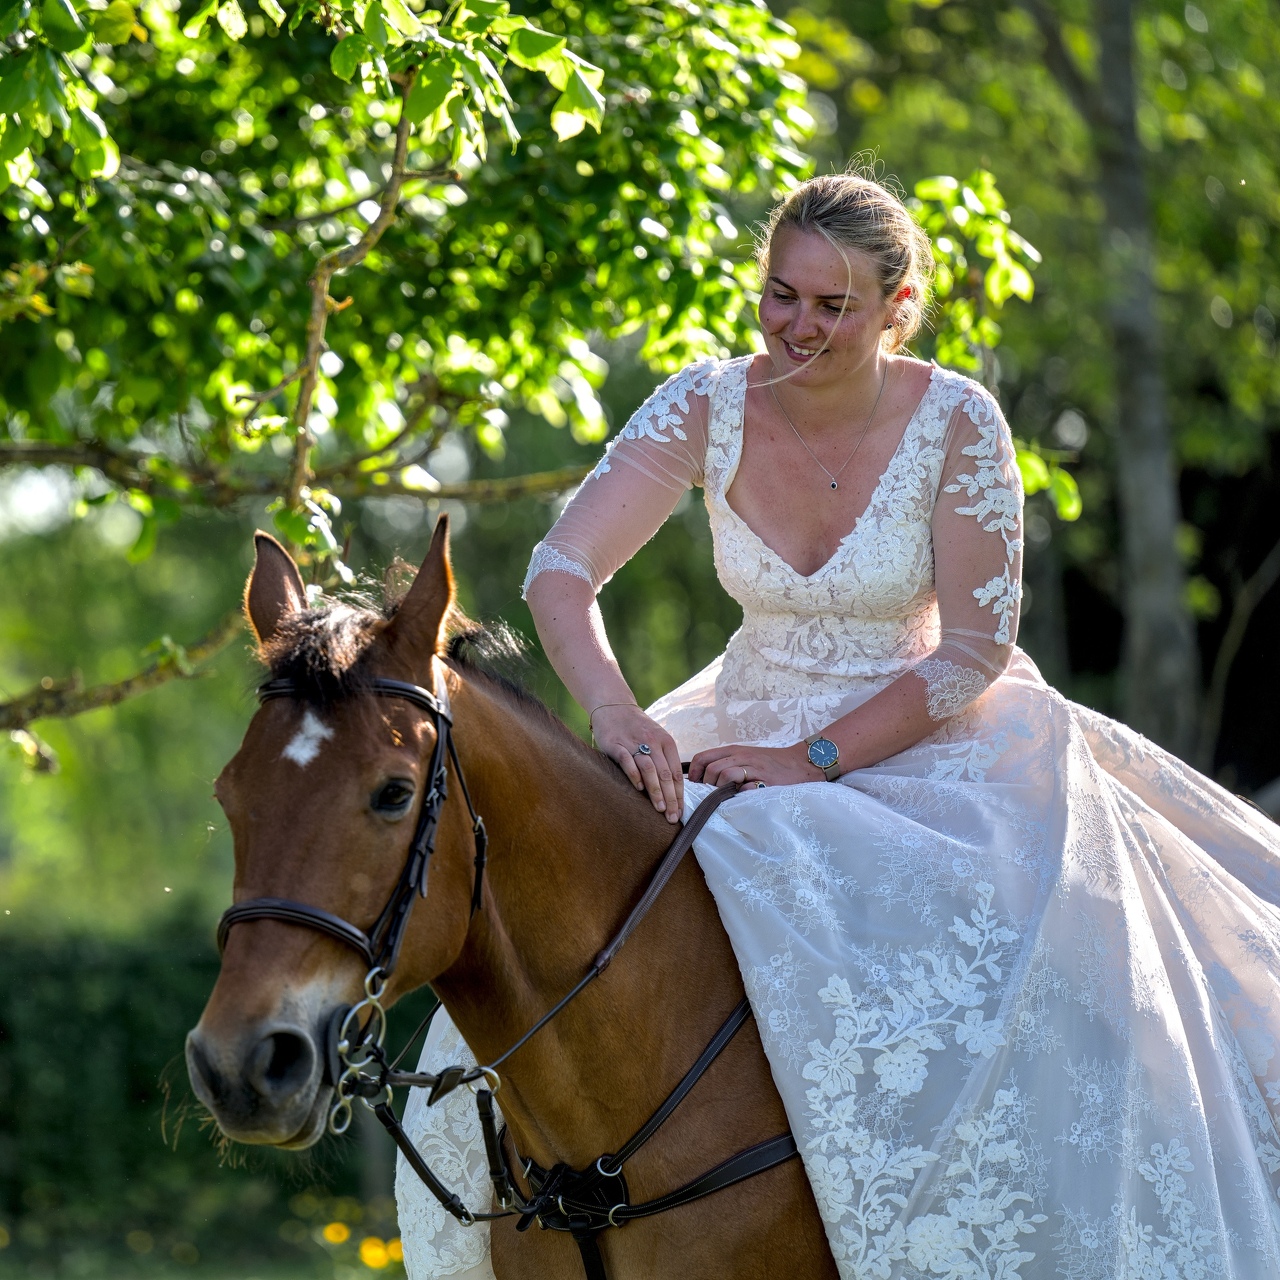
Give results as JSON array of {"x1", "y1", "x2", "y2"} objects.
[{"x1": 186, "y1": 518, "x2": 481, "y2": 1148}]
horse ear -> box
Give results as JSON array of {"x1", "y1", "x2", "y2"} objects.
[
  {"x1": 386, "y1": 515, "x2": 455, "y2": 663},
  {"x1": 244, "y1": 532, "x2": 307, "y2": 645}
]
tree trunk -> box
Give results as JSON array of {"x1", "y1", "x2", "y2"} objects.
[{"x1": 1092, "y1": 0, "x2": 1199, "y2": 755}]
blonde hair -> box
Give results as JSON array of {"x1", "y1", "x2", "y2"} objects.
[{"x1": 756, "y1": 170, "x2": 935, "y2": 353}]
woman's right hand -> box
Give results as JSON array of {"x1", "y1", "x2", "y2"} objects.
[{"x1": 590, "y1": 703, "x2": 684, "y2": 823}]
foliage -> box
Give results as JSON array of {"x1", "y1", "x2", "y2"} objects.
[
  {"x1": 0, "y1": 0, "x2": 813, "y2": 576},
  {"x1": 0, "y1": 930, "x2": 350, "y2": 1274},
  {"x1": 910, "y1": 164, "x2": 1076, "y2": 520}
]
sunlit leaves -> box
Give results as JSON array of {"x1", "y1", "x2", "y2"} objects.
[
  {"x1": 94, "y1": 0, "x2": 141, "y2": 44},
  {"x1": 1016, "y1": 446, "x2": 1081, "y2": 522},
  {"x1": 0, "y1": 0, "x2": 813, "y2": 561},
  {"x1": 912, "y1": 169, "x2": 1041, "y2": 372}
]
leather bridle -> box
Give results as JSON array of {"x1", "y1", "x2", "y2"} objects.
[
  {"x1": 218, "y1": 674, "x2": 488, "y2": 976},
  {"x1": 216, "y1": 672, "x2": 797, "y2": 1280}
]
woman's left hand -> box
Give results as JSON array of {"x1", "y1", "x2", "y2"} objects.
[{"x1": 688, "y1": 741, "x2": 822, "y2": 788}]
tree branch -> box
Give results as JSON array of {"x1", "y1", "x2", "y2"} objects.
[
  {"x1": 0, "y1": 440, "x2": 589, "y2": 509},
  {"x1": 328, "y1": 463, "x2": 591, "y2": 503},
  {"x1": 1195, "y1": 535, "x2": 1280, "y2": 771},
  {"x1": 0, "y1": 609, "x2": 245, "y2": 731},
  {"x1": 285, "y1": 74, "x2": 419, "y2": 512},
  {"x1": 260, "y1": 167, "x2": 454, "y2": 232}
]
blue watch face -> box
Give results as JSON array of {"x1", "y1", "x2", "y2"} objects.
[{"x1": 808, "y1": 738, "x2": 838, "y2": 769}]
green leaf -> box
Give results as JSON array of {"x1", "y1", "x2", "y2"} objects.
[
  {"x1": 506, "y1": 24, "x2": 563, "y2": 70},
  {"x1": 271, "y1": 506, "x2": 312, "y2": 546},
  {"x1": 404, "y1": 58, "x2": 454, "y2": 122},
  {"x1": 0, "y1": 116, "x2": 34, "y2": 163},
  {"x1": 1047, "y1": 466, "x2": 1082, "y2": 522},
  {"x1": 34, "y1": 46, "x2": 69, "y2": 129},
  {"x1": 380, "y1": 0, "x2": 417, "y2": 37},
  {"x1": 0, "y1": 0, "x2": 32, "y2": 41},
  {"x1": 215, "y1": 0, "x2": 246, "y2": 40},
  {"x1": 458, "y1": 0, "x2": 505, "y2": 21},
  {"x1": 257, "y1": 0, "x2": 284, "y2": 25},
  {"x1": 180, "y1": 0, "x2": 217, "y2": 37},
  {"x1": 93, "y1": 0, "x2": 136, "y2": 43},
  {"x1": 330, "y1": 32, "x2": 368, "y2": 81},
  {"x1": 0, "y1": 51, "x2": 38, "y2": 115},
  {"x1": 126, "y1": 514, "x2": 158, "y2": 563},
  {"x1": 360, "y1": 0, "x2": 387, "y2": 50},
  {"x1": 915, "y1": 175, "x2": 959, "y2": 202},
  {"x1": 40, "y1": 0, "x2": 85, "y2": 51},
  {"x1": 1015, "y1": 448, "x2": 1050, "y2": 495},
  {"x1": 550, "y1": 66, "x2": 604, "y2": 141}
]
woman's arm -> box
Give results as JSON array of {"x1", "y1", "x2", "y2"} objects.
[
  {"x1": 691, "y1": 382, "x2": 1023, "y2": 786},
  {"x1": 525, "y1": 363, "x2": 717, "y2": 819}
]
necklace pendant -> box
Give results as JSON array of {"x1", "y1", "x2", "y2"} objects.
[{"x1": 830, "y1": 480, "x2": 838, "y2": 490}]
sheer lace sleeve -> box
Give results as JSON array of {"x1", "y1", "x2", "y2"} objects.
[
  {"x1": 522, "y1": 360, "x2": 716, "y2": 596},
  {"x1": 912, "y1": 380, "x2": 1023, "y2": 719}
]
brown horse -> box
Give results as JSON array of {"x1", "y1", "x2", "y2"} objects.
[{"x1": 187, "y1": 520, "x2": 836, "y2": 1278}]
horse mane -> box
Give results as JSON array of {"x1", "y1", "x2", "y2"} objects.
[{"x1": 257, "y1": 576, "x2": 624, "y2": 787}]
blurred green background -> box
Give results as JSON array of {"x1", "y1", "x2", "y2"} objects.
[{"x1": 3, "y1": 0, "x2": 1279, "y2": 1275}]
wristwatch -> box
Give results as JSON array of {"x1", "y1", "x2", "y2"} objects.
[{"x1": 804, "y1": 733, "x2": 841, "y2": 782}]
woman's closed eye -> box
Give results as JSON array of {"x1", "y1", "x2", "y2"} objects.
[{"x1": 371, "y1": 778, "x2": 416, "y2": 818}]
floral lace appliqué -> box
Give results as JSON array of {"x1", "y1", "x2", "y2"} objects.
[
  {"x1": 913, "y1": 656, "x2": 990, "y2": 721},
  {"x1": 943, "y1": 386, "x2": 1024, "y2": 644},
  {"x1": 588, "y1": 358, "x2": 718, "y2": 481},
  {"x1": 521, "y1": 541, "x2": 595, "y2": 598}
]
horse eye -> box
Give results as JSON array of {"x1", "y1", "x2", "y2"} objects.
[{"x1": 372, "y1": 779, "x2": 415, "y2": 816}]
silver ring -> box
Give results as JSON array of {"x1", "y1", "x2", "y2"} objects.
[
  {"x1": 755, "y1": 781, "x2": 766, "y2": 789},
  {"x1": 634, "y1": 744, "x2": 652, "y2": 756}
]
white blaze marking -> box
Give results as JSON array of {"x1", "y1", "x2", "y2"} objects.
[{"x1": 282, "y1": 710, "x2": 334, "y2": 767}]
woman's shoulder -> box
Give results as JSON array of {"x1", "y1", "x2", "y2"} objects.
[
  {"x1": 622, "y1": 355, "x2": 745, "y2": 444},
  {"x1": 926, "y1": 364, "x2": 1007, "y2": 428}
]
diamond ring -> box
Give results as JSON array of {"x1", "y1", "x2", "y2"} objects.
[{"x1": 634, "y1": 744, "x2": 652, "y2": 756}]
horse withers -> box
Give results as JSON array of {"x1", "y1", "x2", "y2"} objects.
[{"x1": 186, "y1": 520, "x2": 836, "y2": 1278}]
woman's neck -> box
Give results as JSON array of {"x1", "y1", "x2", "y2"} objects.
[{"x1": 761, "y1": 348, "x2": 895, "y2": 436}]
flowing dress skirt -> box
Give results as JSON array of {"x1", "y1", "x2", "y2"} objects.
[{"x1": 397, "y1": 652, "x2": 1280, "y2": 1278}]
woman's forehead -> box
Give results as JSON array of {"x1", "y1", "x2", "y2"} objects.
[{"x1": 768, "y1": 225, "x2": 881, "y2": 297}]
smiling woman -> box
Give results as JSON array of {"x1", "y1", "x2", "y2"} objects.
[{"x1": 399, "y1": 169, "x2": 1280, "y2": 1278}]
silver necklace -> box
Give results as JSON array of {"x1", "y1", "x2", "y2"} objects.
[{"x1": 769, "y1": 363, "x2": 889, "y2": 491}]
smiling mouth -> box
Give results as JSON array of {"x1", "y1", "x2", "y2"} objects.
[{"x1": 781, "y1": 339, "x2": 824, "y2": 362}]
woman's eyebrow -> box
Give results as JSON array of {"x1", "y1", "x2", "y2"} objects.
[{"x1": 767, "y1": 275, "x2": 858, "y2": 302}]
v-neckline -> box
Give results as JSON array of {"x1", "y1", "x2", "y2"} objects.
[{"x1": 718, "y1": 361, "x2": 941, "y2": 583}]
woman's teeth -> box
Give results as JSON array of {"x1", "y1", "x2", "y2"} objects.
[{"x1": 785, "y1": 341, "x2": 821, "y2": 358}]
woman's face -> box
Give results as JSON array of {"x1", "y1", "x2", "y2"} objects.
[{"x1": 757, "y1": 225, "x2": 897, "y2": 389}]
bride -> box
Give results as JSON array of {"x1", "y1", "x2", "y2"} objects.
[{"x1": 396, "y1": 172, "x2": 1280, "y2": 1278}]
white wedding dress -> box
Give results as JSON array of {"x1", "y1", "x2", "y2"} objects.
[{"x1": 396, "y1": 356, "x2": 1280, "y2": 1279}]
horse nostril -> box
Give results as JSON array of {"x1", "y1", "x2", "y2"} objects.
[
  {"x1": 245, "y1": 1029, "x2": 315, "y2": 1100},
  {"x1": 186, "y1": 1032, "x2": 226, "y2": 1106}
]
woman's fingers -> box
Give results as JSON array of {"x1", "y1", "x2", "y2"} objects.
[
  {"x1": 663, "y1": 738, "x2": 685, "y2": 816},
  {"x1": 688, "y1": 745, "x2": 733, "y2": 782},
  {"x1": 592, "y1": 706, "x2": 684, "y2": 819}
]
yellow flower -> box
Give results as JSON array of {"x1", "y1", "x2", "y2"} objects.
[
  {"x1": 322, "y1": 1221, "x2": 351, "y2": 1244},
  {"x1": 359, "y1": 1236, "x2": 389, "y2": 1268},
  {"x1": 387, "y1": 1238, "x2": 403, "y2": 1262}
]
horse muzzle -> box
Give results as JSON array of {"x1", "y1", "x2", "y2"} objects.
[{"x1": 185, "y1": 1012, "x2": 339, "y2": 1148}]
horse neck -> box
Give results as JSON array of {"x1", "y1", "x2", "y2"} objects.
[{"x1": 431, "y1": 669, "x2": 727, "y2": 1165}]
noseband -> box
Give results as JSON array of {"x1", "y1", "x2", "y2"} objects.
[{"x1": 214, "y1": 673, "x2": 797, "y2": 1280}]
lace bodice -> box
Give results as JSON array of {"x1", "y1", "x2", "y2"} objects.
[{"x1": 524, "y1": 355, "x2": 1023, "y2": 745}]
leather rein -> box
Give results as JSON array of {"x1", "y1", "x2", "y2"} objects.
[{"x1": 216, "y1": 673, "x2": 798, "y2": 1280}]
